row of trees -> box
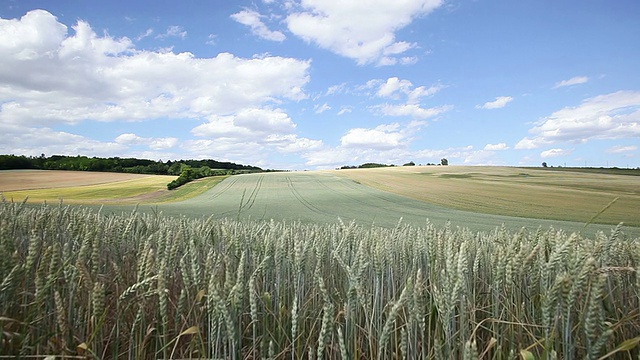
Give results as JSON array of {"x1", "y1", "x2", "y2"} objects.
[
  {"x1": 0, "y1": 154, "x2": 264, "y2": 190},
  {"x1": 166, "y1": 165, "x2": 238, "y2": 190},
  {"x1": 0, "y1": 154, "x2": 261, "y2": 175},
  {"x1": 340, "y1": 158, "x2": 449, "y2": 169}
]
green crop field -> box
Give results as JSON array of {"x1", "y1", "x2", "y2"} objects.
[
  {"x1": 117, "y1": 170, "x2": 636, "y2": 237},
  {"x1": 336, "y1": 166, "x2": 640, "y2": 228},
  {"x1": 2, "y1": 167, "x2": 638, "y2": 236},
  {"x1": 2, "y1": 200, "x2": 639, "y2": 359},
  {"x1": 2, "y1": 168, "x2": 640, "y2": 358}
]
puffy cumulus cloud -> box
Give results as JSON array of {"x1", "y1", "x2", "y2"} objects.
[
  {"x1": 553, "y1": 76, "x2": 589, "y2": 89},
  {"x1": 192, "y1": 108, "x2": 296, "y2": 139},
  {"x1": 0, "y1": 10, "x2": 310, "y2": 127},
  {"x1": 0, "y1": 127, "x2": 126, "y2": 158},
  {"x1": 115, "y1": 133, "x2": 178, "y2": 150},
  {"x1": 286, "y1": 0, "x2": 443, "y2": 65},
  {"x1": 516, "y1": 91, "x2": 640, "y2": 149},
  {"x1": 376, "y1": 77, "x2": 444, "y2": 102},
  {"x1": 484, "y1": 143, "x2": 509, "y2": 151},
  {"x1": 341, "y1": 125, "x2": 404, "y2": 149},
  {"x1": 265, "y1": 134, "x2": 324, "y2": 153},
  {"x1": 477, "y1": 96, "x2": 513, "y2": 110},
  {"x1": 377, "y1": 77, "x2": 413, "y2": 98},
  {"x1": 340, "y1": 121, "x2": 424, "y2": 150},
  {"x1": 540, "y1": 148, "x2": 573, "y2": 158},
  {"x1": 182, "y1": 138, "x2": 265, "y2": 164},
  {"x1": 369, "y1": 78, "x2": 449, "y2": 119},
  {"x1": 231, "y1": 9, "x2": 286, "y2": 42}
]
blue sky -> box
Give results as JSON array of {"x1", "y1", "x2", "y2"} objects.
[{"x1": 1, "y1": 0, "x2": 639, "y2": 169}]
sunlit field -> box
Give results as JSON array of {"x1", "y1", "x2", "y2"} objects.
[
  {"x1": 336, "y1": 166, "x2": 640, "y2": 227},
  {"x1": 1, "y1": 201, "x2": 639, "y2": 359},
  {"x1": 1, "y1": 168, "x2": 638, "y2": 236},
  {"x1": 2, "y1": 168, "x2": 640, "y2": 358}
]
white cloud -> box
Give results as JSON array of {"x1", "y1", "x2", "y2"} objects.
[
  {"x1": 514, "y1": 137, "x2": 550, "y2": 150},
  {"x1": 115, "y1": 133, "x2": 178, "y2": 150},
  {"x1": 377, "y1": 77, "x2": 413, "y2": 98},
  {"x1": 326, "y1": 83, "x2": 346, "y2": 95},
  {"x1": 516, "y1": 91, "x2": 640, "y2": 149},
  {"x1": 477, "y1": 96, "x2": 513, "y2": 109},
  {"x1": 231, "y1": 9, "x2": 286, "y2": 42},
  {"x1": 157, "y1": 25, "x2": 187, "y2": 39},
  {"x1": 265, "y1": 134, "x2": 324, "y2": 153},
  {"x1": 192, "y1": 108, "x2": 296, "y2": 139},
  {"x1": 369, "y1": 77, "x2": 448, "y2": 119},
  {"x1": 0, "y1": 10, "x2": 310, "y2": 127},
  {"x1": 484, "y1": 143, "x2": 509, "y2": 151},
  {"x1": 0, "y1": 127, "x2": 126, "y2": 157},
  {"x1": 206, "y1": 34, "x2": 218, "y2": 45},
  {"x1": 375, "y1": 104, "x2": 452, "y2": 119},
  {"x1": 0, "y1": 10, "x2": 313, "y2": 165},
  {"x1": 136, "y1": 28, "x2": 153, "y2": 41},
  {"x1": 341, "y1": 125, "x2": 404, "y2": 149},
  {"x1": 541, "y1": 148, "x2": 573, "y2": 158},
  {"x1": 553, "y1": 76, "x2": 589, "y2": 89},
  {"x1": 314, "y1": 102, "x2": 331, "y2": 114},
  {"x1": 337, "y1": 107, "x2": 352, "y2": 115},
  {"x1": 606, "y1": 145, "x2": 637, "y2": 154},
  {"x1": 286, "y1": 0, "x2": 443, "y2": 65},
  {"x1": 399, "y1": 56, "x2": 418, "y2": 65},
  {"x1": 340, "y1": 121, "x2": 425, "y2": 150}
]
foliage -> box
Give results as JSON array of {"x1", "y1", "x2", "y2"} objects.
[
  {"x1": 403, "y1": 161, "x2": 416, "y2": 166},
  {"x1": 441, "y1": 158, "x2": 449, "y2": 165},
  {"x1": 340, "y1": 163, "x2": 394, "y2": 169},
  {"x1": 167, "y1": 166, "x2": 233, "y2": 190},
  {"x1": 0, "y1": 154, "x2": 261, "y2": 175},
  {"x1": 1, "y1": 201, "x2": 639, "y2": 359}
]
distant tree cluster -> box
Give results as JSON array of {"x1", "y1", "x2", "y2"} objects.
[
  {"x1": 340, "y1": 159, "x2": 449, "y2": 169},
  {"x1": 0, "y1": 154, "x2": 263, "y2": 190},
  {"x1": 340, "y1": 163, "x2": 395, "y2": 169},
  {"x1": 0, "y1": 154, "x2": 261, "y2": 174},
  {"x1": 167, "y1": 165, "x2": 237, "y2": 190}
]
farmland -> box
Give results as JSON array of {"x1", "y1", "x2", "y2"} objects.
[
  {"x1": 1, "y1": 200, "x2": 639, "y2": 358},
  {"x1": 1, "y1": 167, "x2": 640, "y2": 358},
  {"x1": 336, "y1": 166, "x2": 640, "y2": 227},
  {"x1": 1, "y1": 167, "x2": 638, "y2": 236}
]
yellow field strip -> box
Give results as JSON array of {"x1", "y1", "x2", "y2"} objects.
[{"x1": 334, "y1": 166, "x2": 640, "y2": 226}]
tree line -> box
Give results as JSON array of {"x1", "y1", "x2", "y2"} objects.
[
  {"x1": 0, "y1": 154, "x2": 261, "y2": 174},
  {"x1": 0, "y1": 154, "x2": 264, "y2": 190}
]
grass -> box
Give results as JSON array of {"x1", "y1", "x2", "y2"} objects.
[
  {"x1": 1, "y1": 201, "x2": 639, "y2": 359},
  {"x1": 2, "y1": 168, "x2": 638, "y2": 236},
  {"x1": 1, "y1": 175, "x2": 171, "y2": 204},
  {"x1": 336, "y1": 166, "x2": 640, "y2": 227},
  {"x1": 0, "y1": 171, "x2": 227, "y2": 205}
]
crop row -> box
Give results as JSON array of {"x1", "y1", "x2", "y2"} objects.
[{"x1": 0, "y1": 200, "x2": 639, "y2": 359}]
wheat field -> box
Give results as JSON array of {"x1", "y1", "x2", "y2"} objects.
[{"x1": 1, "y1": 200, "x2": 639, "y2": 359}]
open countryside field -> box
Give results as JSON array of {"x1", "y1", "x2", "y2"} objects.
[
  {"x1": 104, "y1": 170, "x2": 640, "y2": 236},
  {"x1": 1, "y1": 167, "x2": 638, "y2": 236},
  {"x1": 2, "y1": 168, "x2": 640, "y2": 358},
  {"x1": 0, "y1": 169, "x2": 229, "y2": 205},
  {"x1": 337, "y1": 165, "x2": 640, "y2": 227},
  {"x1": 0, "y1": 170, "x2": 178, "y2": 204}
]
